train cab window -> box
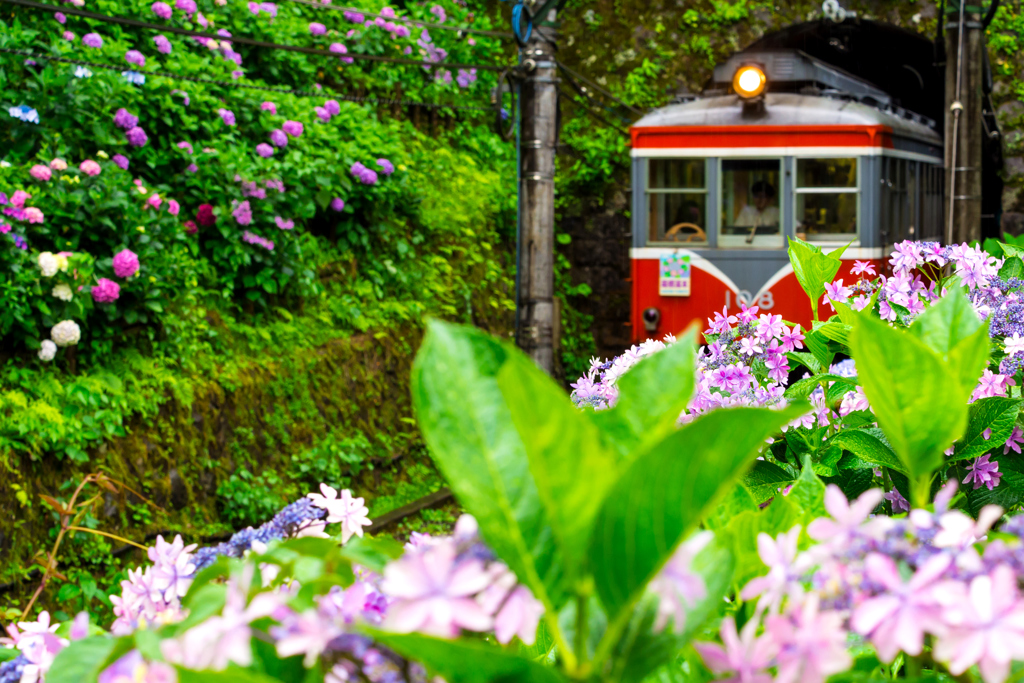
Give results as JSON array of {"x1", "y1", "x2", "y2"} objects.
[
  {"x1": 720, "y1": 159, "x2": 783, "y2": 248},
  {"x1": 647, "y1": 159, "x2": 708, "y2": 245},
  {"x1": 795, "y1": 158, "x2": 858, "y2": 242}
]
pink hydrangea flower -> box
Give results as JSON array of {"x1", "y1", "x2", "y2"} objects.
[
  {"x1": 282, "y1": 120, "x2": 303, "y2": 137},
  {"x1": 256, "y1": 143, "x2": 274, "y2": 158},
  {"x1": 23, "y1": 207, "x2": 44, "y2": 224},
  {"x1": 151, "y1": 1, "x2": 172, "y2": 18},
  {"x1": 963, "y1": 454, "x2": 1002, "y2": 490},
  {"x1": 113, "y1": 249, "x2": 140, "y2": 278},
  {"x1": 147, "y1": 194, "x2": 162, "y2": 209},
  {"x1": 10, "y1": 190, "x2": 30, "y2": 208},
  {"x1": 79, "y1": 160, "x2": 101, "y2": 176},
  {"x1": 309, "y1": 22, "x2": 327, "y2": 35},
  {"x1": 765, "y1": 595, "x2": 851, "y2": 683},
  {"x1": 50, "y1": 158, "x2": 67, "y2": 171},
  {"x1": 275, "y1": 216, "x2": 294, "y2": 230},
  {"x1": 92, "y1": 278, "x2": 121, "y2": 303},
  {"x1": 807, "y1": 486, "x2": 885, "y2": 544},
  {"x1": 330, "y1": 198, "x2": 345, "y2": 212},
  {"x1": 381, "y1": 540, "x2": 493, "y2": 637},
  {"x1": 260, "y1": 101, "x2": 277, "y2": 114},
  {"x1": 125, "y1": 50, "x2": 146, "y2": 67},
  {"x1": 30, "y1": 165, "x2": 51, "y2": 181},
  {"x1": 55, "y1": 11, "x2": 66, "y2": 23},
  {"x1": 695, "y1": 616, "x2": 777, "y2": 683},
  {"x1": 232, "y1": 200, "x2": 252, "y2": 225},
  {"x1": 167, "y1": 199, "x2": 180, "y2": 216},
  {"x1": 307, "y1": 485, "x2": 370, "y2": 543}
]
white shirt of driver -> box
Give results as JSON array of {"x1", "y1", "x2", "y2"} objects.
[{"x1": 734, "y1": 204, "x2": 780, "y2": 227}]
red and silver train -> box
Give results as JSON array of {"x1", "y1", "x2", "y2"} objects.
[{"x1": 628, "y1": 21, "x2": 1001, "y2": 341}]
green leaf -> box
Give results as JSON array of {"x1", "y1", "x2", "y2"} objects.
[
  {"x1": 950, "y1": 397, "x2": 1022, "y2": 463},
  {"x1": 786, "y1": 351, "x2": 822, "y2": 375},
  {"x1": 46, "y1": 636, "x2": 117, "y2": 683},
  {"x1": 814, "y1": 321, "x2": 852, "y2": 346},
  {"x1": 787, "y1": 237, "x2": 847, "y2": 320},
  {"x1": 498, "y1": 352, "x2": 617, "y2": 594},
  {"x1": 175, "y1": 668, "x2": 284, "y2": 683},
  {"x1": 705, "y1": 483, "x2": 760, "y2": 528},
  {"x1": 742, "y1": 460, "x2": 794, "y2": 504},
  {"x1": 610, "y1": 540, "x2": 734, "y2": 683},
  {"x1": 784, "y1": 374, "x2": 857, "y2": 400},
  {"x1": 907, "y1": 287, "x2": 983, "y2": 359},
  {"x1": 591, "y1": 330, "x2": 698, "y2": 459},
  {"x1": 830, "y1": 428, "x2": 906, "y2": 473},
  {"x1": 337, "y1": 535, "x2": 404, "y2": 573},
  {"x1": 588, "y1": 404, "x2": 806, "y2": 623},
  {"x1": 849, "y1": 303, "x2": 979, "y2": 482},
  {"x1": 720, "y1": 496, "x2": 800, "y2": 588},
  {"x1": 411, "y1": 321, "x2": 563, "y2": 611},
  {"x1": 804, "y1": 328, "x2": 837, "y2": 369},
  {"x1": 788, "y1": 459, "x2": 827, "y2": 521},
  {"x1": 999, "y1": 256, "x2": 1024, "y2": 279},
  {"x1": 369, "y1": 632, "x2": 566, "y2": 683}
]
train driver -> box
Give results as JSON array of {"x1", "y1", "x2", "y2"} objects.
[{"x1": 734, "y1": 181, "x2": 780, "y2": 228}]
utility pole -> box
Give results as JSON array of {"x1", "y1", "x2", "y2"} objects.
[
  {"x1": 516, "y1": 8, "x2": 558, "y2": 374},
  {"x1": 944, "y1": 0, "x2": 983, "y2": 244}
]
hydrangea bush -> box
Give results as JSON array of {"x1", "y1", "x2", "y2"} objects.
[{"x1": 20, "y1": 304, "x2": 1024, "y2": 683}]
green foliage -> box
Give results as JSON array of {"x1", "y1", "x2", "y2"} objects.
[
  {"x1": 786, "y1": 237, "x2": 847, "y2": 322},
  {"x1": 412, "y1": 320, "x2": 804, "y2": 681},
  {"x1": 849, "y1": 290, "x2": 990, "y2": 506}
]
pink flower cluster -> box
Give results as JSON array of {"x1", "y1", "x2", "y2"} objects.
[
  {"x1": 698, "y1": 484, "x2": 1024, "y2": 683},
  {"x1": 110, "y1": 535, "x2": 196, "y2": 634}
]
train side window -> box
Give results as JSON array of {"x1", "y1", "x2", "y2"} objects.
[
  {"x1": 720, "y1": 159, "x2": 783, "y2": 248},
  {"x1": 646, "y1": 159, "x2": 708, "y2": 245},
  {"x1": 794, "y1": 158, "x2": 858, "y2": 242}
]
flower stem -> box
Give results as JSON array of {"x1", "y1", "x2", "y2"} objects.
[{"x1": 910, "y1": 474, "x2": 933, "y2": 510}]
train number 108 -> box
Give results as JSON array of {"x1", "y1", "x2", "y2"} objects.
[{"x1": 725, "y1": 289, "x2": 775, "y2": 311}]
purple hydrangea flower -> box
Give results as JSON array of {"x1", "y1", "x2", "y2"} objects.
[
  {"x1": 175, "y1": 0, "x2": 196, "y2": 15},
  {"x1": 231, "y1": 70, "x2": 244, "y2": 80},
  {"x1": 351, "y1": 162, "x2": 378, "y2": 185},
  {"x1": 314, "y1": 106, "x2": 331, "y2": 122},
  {"x1": 282, "y1": 120, "x2": 303, "y2": 137},
  {"x1": 196, "y1": 12, "x2": 208, "y2": 27},
  {"x1": 112, "y1": 154, "x2": 129, "y2": 170},
  {"x1": 55, "y1": 12, "x2": 65, "y2": 23},
  {"x1": 376, "y1": 158, "x2": 395, "y2": 175},
  {"x1": 151, "y1": 1, "x2": 172, "y2": 18},
  {"x1": 324, "y1": 99, "x2": 340, "y2": 116},
  {"x1": 241, "y1": 230, "x2": 274, "y2": 251},
  {"x1": 256, "y1": 143, "x2": 274, "y2": 158},
  {"x1": 331, "y1": 197, "x2": 345, "y2": 211},
  {"x1": 330, "y1": 42, "x2": 347, "y2": 54},
  {"x1": 92, "y1": 278, "x2": 121, "y2": 304},
  {"x1": 964, "y1": 454, "x2": 1002, "y2": 490},
  {"x1": 126, "y1": 126, "x2": 149, "y2": 147},
  {"x1": 153, "y1": 35, "x2": 172, "y2": 54},
  {"x1": 113, "y1": 249, "x2": 139, "y2": 278},
  {"x1": 83, "y1": 33, "x2": 103, "y2": 48},
  {"x1": 259, "y1": 2, "x2": 277, "y2": 16},
  {"x1": 125, "y1": 50, "x2": 146, "y2": 66},
  {"x1": 217, "y1": 28, "x2": 232, "y2": 38},
  {"x1": 261, "y1": 101, "x2": 277, "y2": 114},
  {"x1": 269, "y1": 129, "x2": 288, "y2": 147},
  {"x1": 275, "y1": 216, "x2": 294, "y2": 230},
  {"x1": 177, "y1": 141, "x2": 193, "y2": 154},
  {"x1": 309, "y1": 22, "x2": 327, "y2": 35},
  {"x1": 113, "y1": 108, "x2": 138, "y2": 130},
  {"x1": 217, "y1": 108, "x2": 236, "y2": 126},
  {"x1": 63, "y1": 31, "x2": 75, "y2": 41},
  {"x1": 187, "y1": 163, "x2": 198, "y2": 173},
  {"x1": 232, "y1": 200, "x2": 252, "y2": 225}
]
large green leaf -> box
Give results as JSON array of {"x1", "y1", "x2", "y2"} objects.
[
  {"x1": 742, "y1": 460, "x2": 794, "y2": 504},
  {"x1": 175, "y1": 668, "x2": 285, "y2": 683},
  {"x1": 610, "y1": 540, "x2": 734, "y2": 683},
  {"x1": 830, "y1": 428, "x2": 906, "y2": 473},
  {"x1": 787, "y1": 237, "x2": 847, "y2": 320},
  {"x1": 788, "y1": 458, "x2": 827, "y2": 521},
  {"x1": 370, "y1": 632, "x2": 566, "y2": 683},
  {"x1": 498, "y1": 352, "x2": 618, "y2": 593},
  {"x1": 950, "y1": 397, "x2": 1022, "y2": 463},
  {"x1": 784, "y1": 373, "x2": 857, "y2": 400},
  {"x1": 849, "y1": 307, "x2": 980, "y2": 482},
  {"x1": 46, "y1": 637, "x2": 118, "y2": 683},
  {"x1": 908, "y1": 288, "x2": 983, "y2": 361},
  {"x1": 720, "y1": 496, "x2": 800, "y2": 589},
  {"x1": 592, "y1": 330, "x2": 698, "y2": 459},
  {"x1": 411, "y1": 321, "x2": 563, "y2": 610},
  {"x1": 587, "y1": 404, "x2": 805, "y2": 624}
]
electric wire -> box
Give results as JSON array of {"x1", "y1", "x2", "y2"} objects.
[
  {"x1": 0, "y1": 0, "x2": 507, "y2": 72},
  {"x1": 0, "y1": 47, "x2": 499, "y2": 111},
  {"x1": 555, "y1": 59, "x2": 641, "y2": 115},
  {"x1": 559, "y1": 67, "x2": 633, "y2": 125},
  {"x1": 946, "y1": 0, "x2": 966, "y2": 245},
  {"x1": 277, "y1": 0, "x2": 514, "y2": 38},
  {"x1": 557, "y1": 87, "x2": 628, "y2": 134}
]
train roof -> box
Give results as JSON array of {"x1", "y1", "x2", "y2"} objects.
[{"x1": 631, "y1": 93, "x2": 942, "y2": 147}]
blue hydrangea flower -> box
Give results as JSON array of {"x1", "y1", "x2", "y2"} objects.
[{"x1": 8, "y1": 105, "x2": 39, "y2": 124}]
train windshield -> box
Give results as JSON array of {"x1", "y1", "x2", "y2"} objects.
[
  {"x1": 720, "y1": 159, "x2": 783, "y2": 248},
  {"x1": 795, "y1": 158, "x2": 858, "y2": 242},
  {"x1": 646, "y1": 159, "x2": 709, "y2": 245}
]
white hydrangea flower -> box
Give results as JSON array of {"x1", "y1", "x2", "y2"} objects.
[
  {"x1": 38, "y1": 339, "x2": 56, "y2": 361},
  {"x1": 51, "y1": 284, "x2": 73, "y2": 301},
  {"x1": 37, "y1": 251, "x2": 59, "y2": 278},
  {"x1": 51, "y1": 320, "x2": 81, "y2": 347}
]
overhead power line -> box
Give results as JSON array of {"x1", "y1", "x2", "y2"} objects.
[
  {"x1": 555, "y1": 60, "x2": 642, "y2": 115},
  {"x1": 0, "y1": 47, "x2": 498, "y2": 111},
  {"x1": 0, "y1": 0, "x2": 506, "y2": 72},
  {"x1": 278, "y1": 0, "x2": 514, "y2": 39},
  {"x1": 558, "y1": 88, "x2": 628, "y2": 134}
]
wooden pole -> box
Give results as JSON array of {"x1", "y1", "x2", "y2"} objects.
[
  {"x1": 517, "y1": 9, "x2": 557, "y2": 374},
  {"x1": 944, "y1": 0, "x2": 983, "y2": 244}
]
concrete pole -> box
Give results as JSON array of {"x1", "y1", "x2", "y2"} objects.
[
  {"x1": 516, "y1": 10, "x2": 558, "y2": 373},
  {"x1": 944, "y1": 0, "x2": 983, "y2": 245}
]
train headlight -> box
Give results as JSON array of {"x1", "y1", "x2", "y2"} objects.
[{"x1": 733, "y1": 65, "x2": 766, "y2": 98}]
